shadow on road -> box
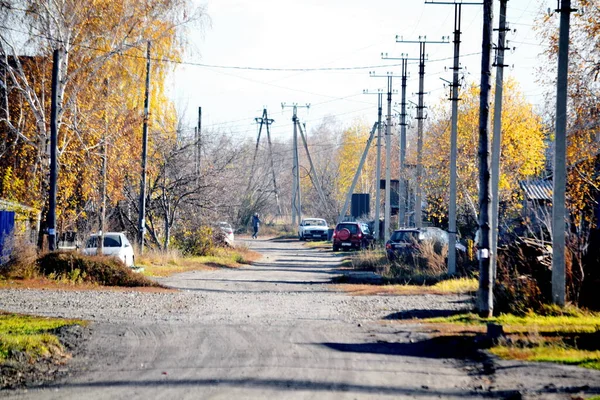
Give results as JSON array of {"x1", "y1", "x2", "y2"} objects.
[
  {"x1": 321, "y1": 335, "x2": 480, "y2": 360},
  {"x1": 383, "y1": 309, "x2": 467, "y2": 320}
]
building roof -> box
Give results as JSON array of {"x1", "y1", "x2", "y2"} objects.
[{"x1": 519, "y1": 179, "x2": 552, "y2": 201}]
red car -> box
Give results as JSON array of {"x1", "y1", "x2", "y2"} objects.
[{"x1": 332, "y1": 222, "x2": 374, "y2": 251}]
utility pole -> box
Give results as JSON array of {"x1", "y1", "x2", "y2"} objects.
[
  {"x1": 369, "y1": 73, "x2": 399, "y2": 241},
  {"x1": 282, "y1": 103, "x2": 310, "y2": 226},
  {"x1": 399, "y1": 59, "x2": 408, "y2": 229},
  {"x1": 491, "y1": 0, "x2": 510, "y2": 279},
  {"x1": 48, "y1": 48, "x2": 60, "y2": 251},
  {"x1": 552, "y1": 0, "x2": 575, "y2": 306},
  {"x1": 99, "y1": 78, "x2": 109, "y2": 255},
  {"x1": 425, "y1": 1, "x2": 482, "y2": 275},
  {"x1": 137, "y1": 41, "x2": 151, "y2": 254},
  {"x1": 297, "y1": 121, "x2": 330, "y2": 216},
  {"x1": 338, "y1": 122, "x2": 380, "y2": 224},
  {"x1": 254, "y1": 109, "x2": 281, "y2": 216},
  {"x1": 197, "y1": 106, "x2": 202, "y2": 176},
  {"x1": 477, "y1": 0, "x2": 494, "y2": 318},
  {"x1": 363, "y1": 90, "x2": 384, "y2": 238},
  {"x1": 381, "y1": 54, "x2": 420, "y2": 229},
  {"x1": 397, "y1": 36, "x2": 449, "y2": 229}
]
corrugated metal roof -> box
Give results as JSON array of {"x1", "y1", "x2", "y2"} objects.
[{"x1": 519, "y1": 179, "x2": 552, "y2": 201}]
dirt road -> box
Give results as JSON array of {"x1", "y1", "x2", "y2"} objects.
[{"x1": 1, "y1": 238, "x2": 598, "y2": 399}]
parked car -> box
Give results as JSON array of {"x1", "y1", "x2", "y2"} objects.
[
  {"x1": 332, "y1": 222, "x2": 374, "y2": 251},
  {"x1": 82, "y1": 232, "x2": 135, "y2": 267},
  {"x1": 385, "y1": 227, "x2": 466, "y2": 261},
  {"x1": 298, "y1": 218, "x2": 329, "y2": 241},
  {"x1": 216, "y1": 222, "x2": 234, "y2": 245}
]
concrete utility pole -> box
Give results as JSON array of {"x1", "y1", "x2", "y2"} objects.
[
  {"x1": 399, "y1": 59, "x2": 408, "y2": 229},
  {"x1": 48, "y1": 48, "x2": 60, "y2": 251},
  {"x1": 255, "y1": 109, "x2": 281, "y2": 216},
  {"x1": 362, "y1": 90, "x2": 384, "y2": 238},
  {"x1": 369, "y1": 73, "x2": 399, "y2": 241},
  {"x1": 282, "y1": 103, "x2": 310, "y2": 226},
  {"x1": 338, "y1": 122, "x2": 380, "y2": 224},
  {"x1": 477, "y1": 0, "x2": 494, "y2": 318},
  {"x1": 552, "y1": 0, "x2": 575, "y2": 306},
  {"x1": 396, "y1": 36, "x2": 449, "y2": 229},
  {"x1": 381, "y1": 54, "x2": 420, "y2": 229},
  {"x1": 491, "y1": 0, "x2": 510, "y2": 279},
  {"x1": 425, "y1": 0, "x2": 483, "y2": 275},
  {"x1": 297, "y1": 121, "x2": 330, "y2": 216},
  {"x1": 137, "y1": 41, "x2": 151, "y2": 254}
]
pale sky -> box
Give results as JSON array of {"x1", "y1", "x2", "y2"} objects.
[{"x1": 171, "y1": 0, "x2": 553, "y2": 141}]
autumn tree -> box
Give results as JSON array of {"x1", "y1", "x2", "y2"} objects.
[
  {"x1": 0, "y1": 0, "x2": 204, "y2": 239},
  {"x1": 422, "y1": 79, "x2": 546, "y2": 234}
]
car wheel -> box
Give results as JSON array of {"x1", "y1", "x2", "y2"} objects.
[
  {"x1": 332, "y1": 245, "x2": 339, "y2": 252},
  {"x1": 299, "y1": 235, "x2": 304, "y2": 241}
]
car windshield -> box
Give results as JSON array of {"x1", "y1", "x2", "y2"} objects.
[
  {"x1": 390, "y1": 231, "x2": 419, "y2": 242},
  {"x1": 304, "y1": 219, "x2": 326, "y2": 226},
  {"x1": 360, "y1": 224, "x2": 371, "y2": 234},
  {"x1": 86, "y1": 234, "x2": 122, "y2": 248}
]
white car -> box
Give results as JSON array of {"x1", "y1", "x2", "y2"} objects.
[
  {"x1": 82, "y1": 232, "x2": 135, "y2": 267},
  {"x1": 298, "y1": 218, "x2": 329, "y2": 241},
  {"x1": 216, "y1": 222, "x2": 234, "y2": 245}
]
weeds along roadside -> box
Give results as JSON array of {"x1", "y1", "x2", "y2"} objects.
[
  {"x1": 342, "y1": 245, "x2": 600, "y2": 372},
  {"x1": 0, "y1": 312, "x2": 87, "y2": 389}
]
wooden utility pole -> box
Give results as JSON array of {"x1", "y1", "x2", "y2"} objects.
[
  {"x1": 137, "y1": 41, "x2": 151, "y2": 254},
  {"x1": 48, "y1": 48, "x2": 60, "y2": 251},
  {"x1": 477, "y1": 0, "x2": 494, "y2": 318},
  {"x1": 552, "y1": 0, "x2": 575, "y2": 306},
  {"x1": 99, "y1": 78, "x2": 109, "y2": 255}
]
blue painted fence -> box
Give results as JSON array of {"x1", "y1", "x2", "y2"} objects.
[{"x1": 0, "y1": 211, "x2": 15, "y2": 264}]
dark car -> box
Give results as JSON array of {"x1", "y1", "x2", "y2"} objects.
[
  {"x1": 332, "y1": 222, "x2": 374, "y2": 251},
  {"x1": 385, "y1": 227, "x2": 466, "y2": 261}
]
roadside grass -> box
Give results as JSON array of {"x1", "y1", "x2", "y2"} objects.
[
  {"x1": 0, "y1": 312, "x2": 85, "y2": 362},
  {"x1": 336, "y1": 277, "x2": 478, "y2": 296},
  {"x1": 416, "y1": 311, "x2": 600, "y2": 371},
  {"x1": 139, "y1": 245, "x2": 261, "y2": 277}
]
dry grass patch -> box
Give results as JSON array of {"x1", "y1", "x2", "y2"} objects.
[
  {"x1": 336, "y1": 277, "x2": 478, "y2": 296},
  {"x1": 139, "y1": 245, "x2": 261, "y2": 277}
]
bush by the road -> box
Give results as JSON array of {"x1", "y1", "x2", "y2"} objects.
[{"x1": 37, "y1": 252, "x2": 160, "y2": 287}]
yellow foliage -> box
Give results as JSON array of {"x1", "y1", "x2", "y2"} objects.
[{"x1": 422, "y1": 78, "x2": 546, "y2": 223}]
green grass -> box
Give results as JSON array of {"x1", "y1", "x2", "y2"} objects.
[
  {"x1": 421, "y1": 310, "x2": 600, "y2": 370},
  {"x1": 425, "y1": 311, "x2": 600, "y2": 334},
  {"x1": 0, "y1": 312, "x2": 85, "y2": 361},
  {"x1": 491, "y1": 345, "x2": 600, "y2": 370}
]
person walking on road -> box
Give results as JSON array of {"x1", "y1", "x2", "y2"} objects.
[{"x1": 252, "y1": 213, "x2": 261, "y2": 239}]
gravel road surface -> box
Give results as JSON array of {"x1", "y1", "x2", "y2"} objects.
[{"x1": 1, "y1": 237, "x2": 598, "y2": 399}]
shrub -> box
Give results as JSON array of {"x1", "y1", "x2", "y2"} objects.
[
  {"x1": 495, "y1": 239, "x2": 551, "y2": 315},
  {"x1": 387, "y1": 241, "x2": 449, "y2": 282},
  {"x1": 0, "y1": 236, "x2": 39, "y2": 279},
  {"x1": 172, "y1": 226, "x2": 217, "y2": 257},
  {"x1": 37, "y1": 252, "x2": 160, "y2": 287}
]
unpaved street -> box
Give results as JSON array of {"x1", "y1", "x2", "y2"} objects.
[{"x1": 1, "y1": 238, "x2": 598, "y2": 399}]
